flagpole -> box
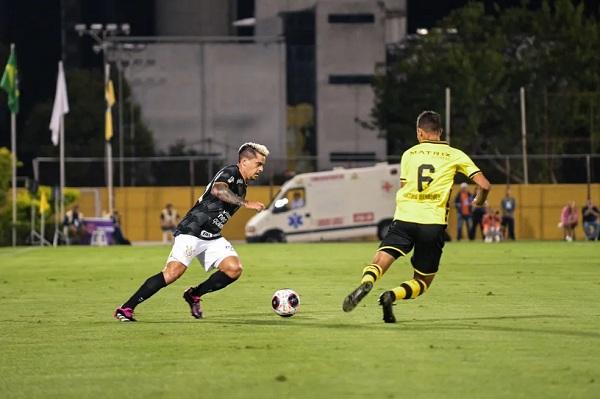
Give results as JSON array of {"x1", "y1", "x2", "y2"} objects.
[
  {"x1": 11, "y1": 111, "x2": 17, "y2": 247},
  {"x1": 40, "y1": 207, "x2": 45, "y2": 247},
  {"x1": 105, "y1": 62, "x2": 114, "y2": 215},
  {"x1": 60, "y1": 113, "x2": 65, "y2": 219},
  {"x1": 58, "y1": 60, "x2": 66, "y2": 221},
  {"x1": 520, "y1": 87, "x2": 529, "y2": 185},
  {"x1": 50, "y1": 60, "x2": 69, "y2": 222}
]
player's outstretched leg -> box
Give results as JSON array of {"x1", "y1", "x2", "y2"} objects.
[
  {"x1": 342, "y1": 263, "x2": 382, "y2": 312},
  {"x1": 183, "y1": 256, "x2": 241, "y2": 318},
  {"x1": 342, "y1": 281, "x2": 373, "y2": 312},
  {"x1": 114, "y1": 272, "x2": 167, "y2": 322},
  {"x1": 114, "y1": 261, "x2": 186, "y2": 322}
]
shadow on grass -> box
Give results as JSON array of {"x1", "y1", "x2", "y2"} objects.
[{"x1": 130, "y1": 313, "x2": 600, "y2": 339}]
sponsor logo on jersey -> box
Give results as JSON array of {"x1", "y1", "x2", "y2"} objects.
[
  {"x1": 236, "y1": 178, "x2": 244, "y2": 185},
  {"x1": 200, "y1": 230, "x2": 216, "y2": 239},
  {"x1": 228, "y1": 176, "x2": 235, "y2": 183},
  {"x1": 185, "y1": 245, "x2": 193, "y2": 258}
]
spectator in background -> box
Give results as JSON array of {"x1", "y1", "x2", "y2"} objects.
[
  {"x1": 482, "y1": 209, "x2": 502, "y2": 243},
  {"x1": 582, "y1": 199, "x2": 600, "y2": 241},
  {"x1": 500, "y1": 188, "x2": 516, "y2": 240},
  {"x1": 111, "y1": 210, "x2": 131, "y2": 245},
  {"x1": 454, "y1": 182, "x2": 474, "y2": 240},
  {"x1": 63, "y1": 204, "x2": 84, "y2": 244},
  {"x1": 160, "y1": 203, "x2": 180, "y2": 243},
  {"x1": 559, "y1": 201, "x2": 579, "y2": 241},
  {"x1": 471, "y1": 200, "x2": 487, "y2": 240}
]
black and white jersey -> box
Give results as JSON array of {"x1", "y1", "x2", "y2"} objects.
[{"x1": 174, "y1": 165, "x2": 247, "y2": 240}]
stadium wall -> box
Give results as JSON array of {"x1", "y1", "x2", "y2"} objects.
[{"x1": 72, "y1": 184, "x2": 599, "y2": 242}]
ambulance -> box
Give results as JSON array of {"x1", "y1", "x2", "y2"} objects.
[{"x1": 245, "y1": 163, "x2": 400, "y2": 242}]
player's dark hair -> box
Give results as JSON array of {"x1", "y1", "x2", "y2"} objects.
[{"x1": 416, "y1": 111, "x2": 442, "y2": 133}]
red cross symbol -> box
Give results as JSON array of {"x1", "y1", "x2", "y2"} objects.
[{"x1": 382, "y1": 181, "x2": 393, "y2": 192}]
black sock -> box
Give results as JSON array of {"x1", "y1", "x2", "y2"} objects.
[
  {"x1": 122, "y1": 272, "x2": 167, "y2": 310},
  {"x1": 191, "y1": 270, "x2": 237, "y2": 297}
]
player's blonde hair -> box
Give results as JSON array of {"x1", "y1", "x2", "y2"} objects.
[{"x1": 238, "y1": 142, "x2": 270, "y2": 158}]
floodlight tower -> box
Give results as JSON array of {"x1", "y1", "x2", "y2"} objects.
[{"x1": 74, "y1": 23, "x2": 131, "y2": 215}]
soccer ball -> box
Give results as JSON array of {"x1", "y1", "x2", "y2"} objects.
[{"x1": 271, "y1": 289, "x2": 300, "y2": 317}]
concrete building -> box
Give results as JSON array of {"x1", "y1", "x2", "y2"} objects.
[
  {"x1": 113, "y1": 37, "x2": 286, "y2": 165},
  {"x1": 114, "y1": 0, "x2": 406, "y2": 174},
  {"x1": 154, "y1": 0, "x2": 236, "y2": 37},
  {"x1": 256, "y1": 0, "x2": 407, "y2": 169}
]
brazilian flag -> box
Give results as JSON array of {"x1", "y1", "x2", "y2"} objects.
[{"x1": 1, "y1": 45, "x2": 19, "y2": 114}]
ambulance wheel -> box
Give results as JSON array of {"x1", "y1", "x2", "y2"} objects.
[
  {"x1": 377, "y1": 219, "x2": 392, "y2": 240},
  {"x1": 263, "y1": 230, "x2": 286, "y2": 243}
]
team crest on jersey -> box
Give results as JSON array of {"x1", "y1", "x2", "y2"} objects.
[
  {"x1": 228, "y1": 176, "x2": 235, "y2": 183},
  {"x1": 185, "y1": 245, "x2": 193, "y2": 258}
]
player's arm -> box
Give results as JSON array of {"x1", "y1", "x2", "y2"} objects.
[
  {"x1": 211, "y1": 182, "x2": 265, "y2": 212},
  {"x1": 470, "y1": 172, "x2": 491, "y2": 207}
]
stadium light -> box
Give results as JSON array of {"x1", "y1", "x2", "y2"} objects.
[
  {"x1": 74, "y1": 24, "x2": 87, "y2": 36},
  {"x1": 121, "y1": 23, "x2": 131, "y2": 35},
  {"x1": 416, "y1": 28, "x2": 428, "y2": 35},
  {"x1": 106, "y1": 23, "x2": 118, "y2": 33},
  {"x1": 232, "y1": 17, "x2": 256, "y2": 27},
  {"x1": 90, "y1": 23, "x2": 104, "y2": 33}
]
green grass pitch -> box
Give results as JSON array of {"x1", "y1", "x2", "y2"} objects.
[{"x1": 0, "y1": 241, "x2": 599, "y2": 398}]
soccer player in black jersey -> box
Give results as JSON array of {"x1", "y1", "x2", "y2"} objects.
[{"x1": 114, "y1": 142, "x2": 269, "y2": 322}]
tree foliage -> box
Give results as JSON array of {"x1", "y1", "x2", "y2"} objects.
[{"x1": 372, "y1": 0, "x2": 600, "y2": 181}]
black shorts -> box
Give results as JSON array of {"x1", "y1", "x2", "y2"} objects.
[{"x1": 378, "y1": 220, "x2": 446, "y2": 275}]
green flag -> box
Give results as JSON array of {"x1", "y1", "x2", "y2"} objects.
[{"x1": 1, "y1": 45, "x2": 19, "y2": 114}]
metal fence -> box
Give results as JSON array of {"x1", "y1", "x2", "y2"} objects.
[{"x1": 32, "y1": 153, "x2": 600, "y2": 188}]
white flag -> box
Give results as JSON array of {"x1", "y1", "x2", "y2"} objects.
[{"x1": 49, "y1": 61, "x2": 69, "y2": 146}]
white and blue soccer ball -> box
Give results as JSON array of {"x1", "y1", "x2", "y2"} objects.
[{"x1": 271, "y1": 289, "x2": 300, "y2": 317}]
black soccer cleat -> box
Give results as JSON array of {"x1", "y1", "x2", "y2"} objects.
[
  {"x1": 114, "y1": 307, "x2": 137, "y2": 322},
  {"x1": 183, "y1": 288, "x2": 203, "y2": 319},
  {"x1": 378, "y1": 291, "x2": 396, "y2": 323},
  {"x1": 342, "y1": 281, "x2": 373, "y2": 312}
]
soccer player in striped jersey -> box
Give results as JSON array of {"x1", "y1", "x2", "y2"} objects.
[
  {"x1": 342, "y1": 111, "x2": 491, "y2": 323},
  {"x1": 114, "y1": 143, "x2": 269, "y2": 322}
]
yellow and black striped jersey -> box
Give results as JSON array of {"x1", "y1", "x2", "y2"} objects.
[{"x1": 394, "y1": 140, "x2": 480, "y2": 225}]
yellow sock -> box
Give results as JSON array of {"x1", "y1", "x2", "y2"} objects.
[
  {"x1": 392, "y1": 279, "x2": 428, "y2": 300},
  {"x1": 360, "y1": 263, "x2": 383, "y2": 284}
]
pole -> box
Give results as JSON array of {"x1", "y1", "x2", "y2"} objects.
[
  {"x1": 445, "y1": 87, "x2": 451, "y2": 144},
  {"x1": 11, "y1": 112, "x2": 17, "y2": 246},
  {"x1": 520, "y1": 87, "x2": 529, "y2": 184},
  {"x1": 40, "y1": 210, "x2": 45, "y2": 247},
  {"x1": 105, "y1": 62, "x2": 114, "y2": 215},
  {"x1": 30, "y1": 192, "x2": 35, "y2": 244},
  {"x1": 591, "y1": 97, "x2": 595, "y2": 155},
  {"x1": 505, "y1": 156, "x2": 510, "y2": 186},
  {"x1": 189, "y1": 159, "x2": 195, "y2": 208},
  {"x1": 118, "y1": 62, "x2": 124, "y2": 187},
  {"x1": 130, "y1": 95, "x2": 136, "y2": 186},
  {"x1": 53, "y1": 186, "x2": 60, "y2": 246},
  {"x1": 586, "y1": 154, "x2": 591, "y2": 200},
  {"x1": 59, "y1": 113, "x2": 65, "y2": 220}
]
